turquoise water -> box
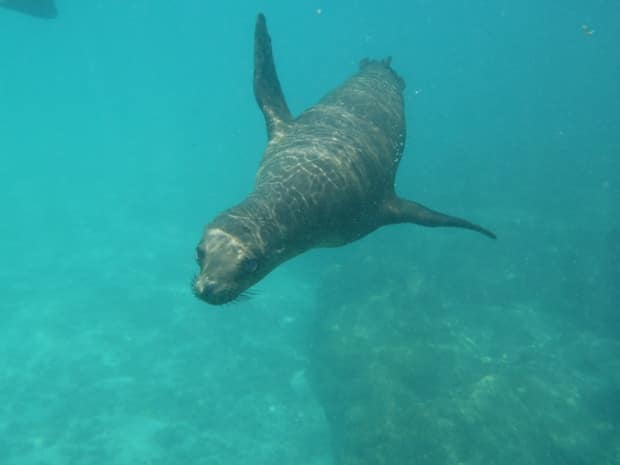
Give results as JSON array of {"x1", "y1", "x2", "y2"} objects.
[{"x1": 1, "y1": 1, "x2": 618, "y2": 464}]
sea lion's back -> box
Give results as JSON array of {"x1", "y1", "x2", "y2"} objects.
[
  {"x1": 319, "y1": 58, "x2": 406, "y2": 154},
  {"x1": 257, "y1": 59, "x2": 406, "y2": 200}
]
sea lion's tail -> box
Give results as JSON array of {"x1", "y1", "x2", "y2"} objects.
[
  {"x1": 383, "y1": 197, "x2": 497, "y2": 239},
  {"x1": 359, "y1": 57, "x2": 405, "y2": 90}
]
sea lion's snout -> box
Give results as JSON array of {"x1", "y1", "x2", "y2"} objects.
[
  {"x1": 193, "y1": 227, "x2": 262, "y2": 305},
  {"x1": 192, "y1": 275, "x2": 232, "y2": 305},
  {"x1": 193, "y1": 279, "x2": 214, "y2": 296},
  {"x1": 192, "y1": 277, "x2": 216, "y2": 299}
]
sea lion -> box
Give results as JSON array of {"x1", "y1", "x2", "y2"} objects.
[
  {"x1": 193, "y1": 14, "x2": 495, "y2": 305},
  {"x1": 0, "y1": 0, "x2": 57, "y2": 18}
]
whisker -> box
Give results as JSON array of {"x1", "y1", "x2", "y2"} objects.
[
  {"x1": 242, "y1": 288, "x2": 259, "y2": 298},
  {"x1": 228, "y1": 288, "x2": 260, "y2": 304},
  {"x1": 190, "y1": 275, "x2": 199, "y2": 296},
  {"x1": 233, "y1": 294, "x2": 251, "y2": 302}
]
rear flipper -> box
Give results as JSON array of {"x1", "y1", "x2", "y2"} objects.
[{"x1": 383, "y1": 197, "x2": 497, "y2": 239}]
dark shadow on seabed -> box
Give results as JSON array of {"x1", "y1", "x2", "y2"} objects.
[{"x1": 307, "y1": 233, "x2": 619, "y2": 465}]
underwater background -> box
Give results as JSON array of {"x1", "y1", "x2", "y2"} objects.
[{"x1": 0, "y1": 1, "x2": 618, "y2": 464}]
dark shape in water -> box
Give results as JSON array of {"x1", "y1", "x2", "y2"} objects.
[
  {"x1": 0, "y1": 0, "x2": 57, "y2": 18},
  {"x1": 193, "y1": 14, "x2": 496, "y2": 305}
]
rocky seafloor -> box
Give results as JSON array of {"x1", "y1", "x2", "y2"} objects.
[
  {"x1": 1, "y1": 225, "x2": 617, "y2": 465},
  {"x1": 310, "y1": 240, "x2": 619, "y2": 465}
]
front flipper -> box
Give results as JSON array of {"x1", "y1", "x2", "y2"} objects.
[
  {"x1": 383, "y1": 197, "x2": 497, "y2": 239},
  {"x1": 254, "y1": 14, "x2": 293, "y2": 141}
]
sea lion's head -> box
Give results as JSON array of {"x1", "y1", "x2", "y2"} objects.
[{"x1": 192, "y1": 223, "x2": 270, "y2": 305}]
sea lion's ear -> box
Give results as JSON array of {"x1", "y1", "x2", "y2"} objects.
[
  {"x1": 382, "y1": 197, "x2": 497, "y2": 239},
  {"x1": 253, "y1": 13, "x2": 293, "y2": 141}
]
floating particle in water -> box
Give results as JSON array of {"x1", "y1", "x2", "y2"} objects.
[{"x1": 581, "y1": 24, "x2": 595, "y2": 36}]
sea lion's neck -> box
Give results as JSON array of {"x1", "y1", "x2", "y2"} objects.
[{"x1": 213, "y1": 193, "x2": 306, "y2": 259}]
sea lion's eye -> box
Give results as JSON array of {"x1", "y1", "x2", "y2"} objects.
[
  {"x1": 195, "y1": 247, "x2": 205, "y2": 263},
  {"x1": 241, "y1": 258, "x2": 258, "y2": 273}
]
